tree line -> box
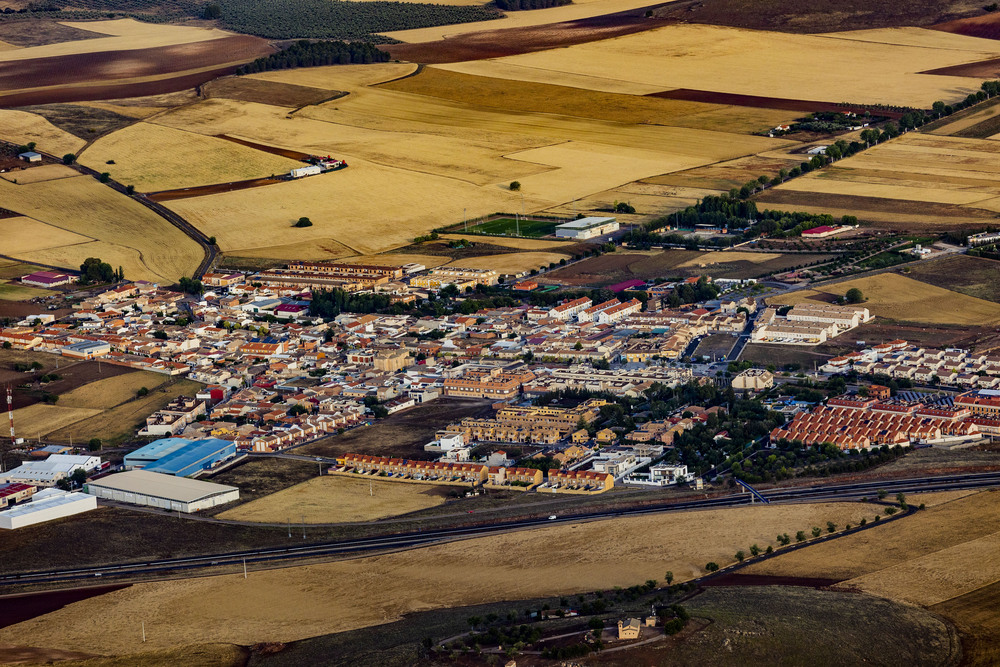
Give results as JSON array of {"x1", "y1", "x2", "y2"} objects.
[{"x1": 236, "y1": 40, "x2": 390, "y2": 74}]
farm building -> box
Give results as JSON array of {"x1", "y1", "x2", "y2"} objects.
[
  {"x1": 124, "y1": 437, "x2": 237, "y2": 477},
  {"x1": 555, "y1": 217, "x2": 619, "y2": 240},
  {"x1": 18, "y1": 151, "x2": 41, "y2": 163},
  {"x1": 0, "y1": 488, "x2": 97, "y2": 530},
  {"x1": 21, "y1": 271, "x2": 75, "y2": 287},
  {"x1": 85, "y1": 470, "x2": 239, "y2": 513}
]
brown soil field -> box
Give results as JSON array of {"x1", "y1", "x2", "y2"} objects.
[
  {"x1": 933, "y1": 12, "x2": 1000, "y2": 40},
  {"x1": 383, "y1": 66, "x2": 793, "y2": 134},
  {"x1": 769, "y1": 273, "x2": 1000, "y2": 325},
  {"x1": 0, "y1": 19, "x2": 103, "y2": 47},
  {"x1": 906, "y1": 254, "x2": 1000, "y2": 303},
  {"x1": 385, "y1": 7, "x2": 674, "y2": 64},
  {"x1": 13, "y1": 102, "x2": 138, "y2": 142},
  {"x1": 0, "y1": 36, "x2": 273, "y2": 108},
  {"x1": 657, "y1": 0, "x2": 980, "y2": 33},
  {"x1": 922, "y1": 54, "x2": 1000, "y2": 78},
  {"x1": 4, "y1": 355, "x2": 137, "y2": 411},
  {"x1": 217, "y1": 476, "x2": 451, "y2": 524},
  {"x1": 649, "y1": 88, "x2": 905, "y2": 119},
  {"x1": 740, "y1": 342, "x2": 835, "y2": 367},
  {"x1": 823, "y1": 319, "x2": 1000, "y2": 354},
  {"x1": 932, "y1": 580, "x2": 1000, "y2": 667},
  {"x1": 0, "y1": 502, "x2": 870, "y2": 654},
  {"x1": 214, "y1": 135, "x2": 311, "y2": 160},
  {"x1": 145, "y1": 177, "x2": 284, "y2": 202},
  {"x1": 201, "y1": 77, "x2": 336, "y2": 108},
  {"x1": 299, "y1": 398, "x2": 493, "y2": 460},
  {"x1": 56, "y1": 372, "x2": 168, "y2": 410}
]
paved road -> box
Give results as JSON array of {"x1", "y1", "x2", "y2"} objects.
[{"x1": 4, "y1": 471, "x2": 1000, "y2": 587}]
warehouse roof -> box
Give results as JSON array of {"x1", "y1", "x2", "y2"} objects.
[
  {"x1": 0, "y1": 488, "x2": 93, "y2": 519},
  {"x1": 87, "y1": 470, "x2": 237, "y2": 503},
  {"x1": 556, "y1": 216, "x2": 616, "y2": 230}
]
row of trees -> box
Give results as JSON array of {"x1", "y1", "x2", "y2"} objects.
[{"x1": 235, "y1": 40, "x2": 390, "y2": 75}]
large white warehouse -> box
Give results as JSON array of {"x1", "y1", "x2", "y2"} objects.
[
  {"x1": 0, "y1": 488, "x2": 97, "y2": 530},
  {"x1": 85, "y1": 470, "x2": 239, "y2": 513}
]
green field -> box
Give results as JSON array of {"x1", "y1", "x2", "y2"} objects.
[{"x1": 467, "y1": 217, "x2": 560, "y2": 238}]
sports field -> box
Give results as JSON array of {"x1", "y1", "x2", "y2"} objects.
[
  {"x1": 467, "y1": 217, "x2": 559, "y2": 237},
  {"x1": 217, "y1": 476, "x2": 449, "y2": 523},
  {"x1": 0, "y1": 501, "x2": 869, "y2": 654},
  {"x1": 0, "y1": 175, "x2": 202, "y2": 282},
  {"x1": 768, "y1": 273, "x2": 1000, "y2": 325}
]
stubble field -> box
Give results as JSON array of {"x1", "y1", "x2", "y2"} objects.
[
  {"x1": 768, "y1": 273, "x2": 1000, "y2": 325},
  {"x1": 0, "y1": 175, "x2": 203, "y2": 282},
  {"x1": 0, "y1": 108, "x2": 85, "y2": 156},
  {"x1": 216, "y1": 475, "x2": 450, "y2": 524},
  {"x1": 0, "y1": 501, "x2": 870, "y2": 655}
]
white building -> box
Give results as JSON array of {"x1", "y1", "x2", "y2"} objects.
[
  {"x1": 650, "y1": 463, "x2": 693, "y2": 485},
  {"x1": 554, "y1": 217, "x2": 619, "y2": 240},
  {"x1": 0, "y1": 488, "x2": 97, "y2": 530},
  {"x1": 85, "y1": 470, "x2": 239, "y2": 513},
  {"x1": 290, "y1": 165, "x2": 322, "y2": 179},
  {"x1": 0, "y1": 455, "x2": 101, "y2": 487}
]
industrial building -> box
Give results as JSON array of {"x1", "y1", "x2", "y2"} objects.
[
  {"x1": 0, "y1": 454, "x2": 101, "y2": 487},
  {"x1": 124, "y1": 438, "x2": 237, "y2": 477},
  {"x1": 85, "y1": 470, "x2": 239, "y2": 513},
  {"x1": 554, "y1": 217, "x2": 619, "y2": 240},
  {"x1": 0, "y1": 488, "x2": 97, "y2": 530}
]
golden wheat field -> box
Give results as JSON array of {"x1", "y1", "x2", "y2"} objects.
[
  {"x1": 0, "y1": 175, "x2": 202, "y2": 282},
  {"x1": 448, "y1": 24, "x2": 996, "y2": 106},
  {"x1": 79, "y1": 123, "x2": 303, "y2": 192},
  {"x1": 0, "y1": 164, "x2": 80, "y2": 185},
  {"x1": 447, "y1": 251, "x2": 570, "y2": 273},
  {"x1": 7, "y1": 404, "x2": 103, "y2": 439},
  {"x1": 0, "y1": 502, "x2": 869, "y2": 654},
  {"x1": 0, "y1": 216, "x2": 93, "y2": 255},
  {"x1": 0, "y1": 109, "x2": 85, "y2": 156},
  {"x1": 769, "y1": 273, "x2": 1000, "y2": 325},
  {"x1": 247, "y1": 62, "x2": 417, "y2": 90},
  {"x1": 217, "y1": 476, "x2": 449, "y2": 523},
  {"x1": 56, "y1": 372, "x2": 168, "y2": 410}
]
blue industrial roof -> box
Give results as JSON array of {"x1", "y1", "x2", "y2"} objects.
[
  {"x1": 144, "y1": 438, "x2": 235, "y2": 477},
  {"x1": 125, "y1": 438, "x2": 193, "y2": 465}
]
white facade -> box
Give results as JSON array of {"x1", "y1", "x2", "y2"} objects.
[
  {"x1": 555, "y1": 217, "x2": 619, "y2": 240},
  {"x1": 0, "y1": 455, "x2": 101, "y2": 487},
  {"x1": 0, "y1": 488, "x2": 97, "y2": 529},
  {"x1": 86, "y1": 470, "x2": 239, "y2": 513},
  {"x1": 290, "y1": 165, "x2": 322, "y2": 178}
]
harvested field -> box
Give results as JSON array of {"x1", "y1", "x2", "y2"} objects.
[
  {"x1": 300, "y1": 399, "x2": 493, "y2": 460},
  {"x1": 644, "y1": 154, "x2": 803, "y2": 191},
  {"x1": 382, "y1": 67, "x2": 794, "y2": 134},
  {"x1": 0, "y1": 108, "x2": 85, "y2": 155},
  {"x1": 0, "y1": 164, "x2": 78, "y2": 184},
  {"x1": 923, "y1": 96, "x2": 1000, "y2": 138},
  {"x1": 438, "y1": 233, "x2": 577, "y2": 251},
  {"x1": 0, "y1": 261, "x2": 40, "y2": 279},
  {"x1": 0, "y1": 174, "x2": 203, "y2": 282},
  {"x1": 8, "y1": 404, "x2": 102, "y2": 438},
  {"x1": 0, "y1": 216, "x2": 95, "y2": 255},
  {"x1": 446, "y1": 250, "x2": 569, "y2": 274},
  {"x1": 3, "y1": 355, "x2": 137, "y2": 410},
  {"x1": 201, "y1": 77, "x2": 335, "y2": 108},
  {"x1": 56, "y1": 372, "x2": 168, "y2": 410},
  {"x1": 246, "y1": 63, "x2": 418, "y2": 90},
  {"x1": 649, "y1": 88, "x2": 902, "y2": 118},
  {"x1": 453, "y1": 24, "x2": 997, "y2": 106},
  {"x1": 656, "y1": 0, "x2": 982, "y2": 34},
  {"x1": 79, "y1": 123, "x2": 302, "y2": 192},
  {"x1": 769, "y1": 272, "x2": 1000, "y2": 325},
  {"x1": 907, "y1": 254, "x2": 1000, "y2": 303},
  {"x1": 0, "y1": 20, "x2": 230, "y2": 60},
  {"x1": 0, "y1": 501, "x2": 870, "y2": 654},
  {"x1": 13, "y1": 103, "x2": 137, "y2": 142},
  {"x1": 779, "y1": 171, "x2": 999, "y2": 205},
  {"x1": 932, "y1": 580, "x2": 1000, "y2": 667},
  {"x1": 336, "y1": 253, "x2": 451, "y2": 268},
  {"x1": 217, "y1": 476, "x2": 450, "y2": 524},
  {"x1": 0, "y1": 31, "x2": 274, "y2": 108},
  {"x1": 0, "y1": 19, "x2": 104, "y2": 48},
  {"x1": 206, "y1": 457, "x2": 321, "y2": 507},
  {"x1": 219, "y1": 240, "x2": 356, "y2": 264},
  {"x1": 47, "y1": 379, "x2": 203, "y2": 445}
]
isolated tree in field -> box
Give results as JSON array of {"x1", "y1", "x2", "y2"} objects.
[
  {"x1": 99, "y1": 172, "x2": 110, "y2": 183},
  {"x1": 203, "y1": 2, "x2": 221, "y2": 18},
  {"x1": 665, "y1": 571, "x2": 674, "y2": 585},
  {"x1": 125, "y1": 184, "x2": 135, "y2": 195},
  {"x1": 845, "y1": 288, "x2": 864, "y2": 304},
  {"x1": 896, "y1": 492, "x2": 907, "y2": 508},
  {"x1": 509, "y1": 181, "x2": 521, "y2": 191},
  {"x1": 811, "y1": 526, "x2": 822, "y2": 538},
  {"x1": 293, "y1": 216, "x2": 313, "y2": 228}
]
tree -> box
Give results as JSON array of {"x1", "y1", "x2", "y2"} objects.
[
  {"x1": 811, "y1": 526, "x2": 822, "y2": 538},
  {"x1": 125, "y1": 184, "x2": 135, "y2": 195},
  {"x1": 734, "y1": 550, "x2": 745, "y2": 562},
  {"x1": 705, "y1": 562, "x2": 719, "y2": 572},
  {"x1": 665, "y1": 571, "x2": 674, "y2": 585},
  {"x1": 137, "y1": 387, "x2": 149, "y2": 397},
  {"x1": 79, "y1": 257, "x2": 115, "y2": 285},
  {"x1": 62, "y1": 153, "x2": 76, "y2": 164},
  {"x1": 896, "y1": 491, "x2": 907, "y2": 509},
  {"x1": 795, "y1": 531, "x2": 806, "y2": 542},
  {"x1": 293, "y1": 216, "x2": 313, "y2": 228},
  {"x1": 826, "y1": 521, "x2": 836, "y2": 533},
  {"x1": 845, "y1": 287, "x2": 864, "y2": 304},
  {"x1": 70, "y1": 467, "x2": 88, "y2": 487},
  {"x1": 509, "y1": 181, "x2": 521, "y2": 191},
  {"x1": 203, "y1": 2, "x2": 221, "y2": 18},
  {"x1": 99, "y1": 172, "x2": 110, "y2": 183},
  {"x1": 288, "y1": 403, "x2": 308, "y2": 416},
  {"x1": 208, "y1": 236, "x2": 217, "y2": 245},
  {"x1": 749, "y1": 544, "x2": 761, "y2": 557},
  {"x1": 152, "y1": 330, "x2": 168, "y2": 340},
  {"x1": 88, "y1": 437, "x2": 102, "y2": 451},
  {"x1": 877, "y1": 488, "x2": 888, "y2": 500},
  {"x1": 588, "y1": 617, "x2": 604, "y2": 631}
]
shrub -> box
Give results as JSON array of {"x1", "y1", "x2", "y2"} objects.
[
  {"x1": 509, "y1": 180, "x2": 521, "y2": 191},
  {"x1": 705, "y1": 562, "x2": 719, "y2": 572},
  {"x1": 293, "y1": 216, "x2": 313, "y2": 228}
]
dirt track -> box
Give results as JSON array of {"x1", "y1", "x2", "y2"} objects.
[
  {"x1": 386, "y1": 5, "x2": 672, "y2": 63},
  {"x1": 0, "y1": 36, "x2": 273, "y2": 108}
]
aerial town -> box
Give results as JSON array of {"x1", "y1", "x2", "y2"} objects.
[{"x1": 3, "y1": 0, "x2": 1000, "y2": 664}]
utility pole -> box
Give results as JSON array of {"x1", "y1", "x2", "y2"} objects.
[{"x1": 243, "y1": 558, "x2": 247, "y2": 579}]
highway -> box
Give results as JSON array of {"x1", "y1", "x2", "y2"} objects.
[{"x1": 4, "y1": 470, "x2": 1000, "y2": 588}]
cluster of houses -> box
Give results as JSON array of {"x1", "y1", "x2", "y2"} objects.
[
  {"x1": 751, "y1": 302, "x2": 872, "y2": 345},
  {"x1": 822, "y1": 340, "x2": 1000, "y2": 388}
]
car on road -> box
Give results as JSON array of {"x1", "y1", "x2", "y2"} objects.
[{"x1": 548, "y1": 515, "x2": 557, "y2": 520}]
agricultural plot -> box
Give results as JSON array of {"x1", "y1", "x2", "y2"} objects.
[
  {"x1": 0, "y1": 164, "x2": 79, "y2": 185},
  {"x1": 446, "y1": 250, "x2": 569, "y2": 274},
  {"x1": 0, "y1": 502, "x2": 869, "y2": 654},
  {"x1": 0, "y1": 175, "x2": 202, "y2": 282},
  {"x1": 0, "y1": 108, "x2": 85, "y2": 156},
  {"x1": 217, "y1": 476, "x2": 450, "y2": 524},
  {"x1": 768, "y1": 273, "x2": 1000, "y2": 326},
  {"x1": 0, "y1": 283, "x2": 55, "y2": 301},
  {"x1": 449, "y1": 24, "x2": 998, "y2": 106},
  {"x1": 55, "y1": 372, "x2": 169, "y2": 410},
  {"x1": 79, "y1": 123, "x2": 303, "y2": 192},
  {"x1": 906, "y1": 255, "x2": 1000, "y2": 303}
]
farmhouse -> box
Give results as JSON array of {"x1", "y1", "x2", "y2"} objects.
[
  {"x1": 21, "y1": 271, "x2": 75, "y2": 287},
  {"x1": 86, "y1": 470, "x2": 239, "y2": 513},
  {"x1": 554, "y1": 217, "x2": 619, "y2": 240}
]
